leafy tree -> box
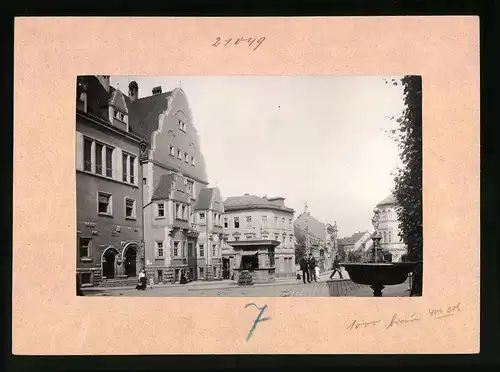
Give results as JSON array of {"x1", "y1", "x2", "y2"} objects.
[
  {"x1": 294, "y1": 233, "x2": 307, "y2": 264},
  {"x1": 386, "y1": 75, "x2": 423, "y2": 296}
]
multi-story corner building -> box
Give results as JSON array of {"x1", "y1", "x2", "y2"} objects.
[
  {"x1": 123, "y1": 82, "x2": 214, "y2": 283},
  {"x1": 293, "y1": 204, "x2": 338, "y2": 272},
  {"x1": 222, "y1": 195, "x2": 296, "y2": 278},
  {"x1": 75, "y1": 76, "x2": 147, "y2": 287},
  {"x1": 375, "y1": 195, "x2": 407, "y2": 262},
  {"x1": 192, "y1": 187, "x2": 225, "y2": 280}
]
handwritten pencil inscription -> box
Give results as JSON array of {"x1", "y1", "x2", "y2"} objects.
[
  {"x1": 212, "y1": 37, "x2": 266, "y2": 50},
  {"x1": 245, "y1": 303, "x2": 271, "y2": 341},
  {"x1": 347, "y1": 302, "x2": 463, "y2": 331}
]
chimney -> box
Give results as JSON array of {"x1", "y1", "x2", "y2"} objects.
[
  {"x1": 152, "y1": 86, "x2": 162, "y2": 95},
  {"x1": 244, "y1": 193, "x2": 249, "y2": 196},
  {"x1": 128, "y1": 81, "x2": 139, "y2": 102}
]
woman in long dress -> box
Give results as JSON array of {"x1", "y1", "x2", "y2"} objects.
[{"x1": 136, "y1": 269, "x2": 147, "y2": 290}]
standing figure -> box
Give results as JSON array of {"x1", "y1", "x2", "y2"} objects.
[
  {"x1": 308, "y1": 253, "x2": 317, "y2": 282},
  {"x1": 329, "y1": 255, "x2": 344, "y2": 279},
  {"x1": 136, "y1": 269, "x2": 147, "y2": 290},
  {"x1": 299, "y1": 255, "x2": 310, "y2": 284}
]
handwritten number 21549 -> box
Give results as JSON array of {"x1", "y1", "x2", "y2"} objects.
[{"x1": 212, "y1": 37, "x2": 266, "y2": 50}]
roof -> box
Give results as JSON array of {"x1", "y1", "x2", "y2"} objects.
[
  {"x1": 127, "y1": 91, "x2": 172, "y2": 140},
  {"x1": 151, "y1": 174, "x2": 175, "y2": 201},
  {"x1": 338, "y1": 231, "x2": 369, "y2": 246},
  {"x1": 223, "y1": 195, "x2": 294, "y2": 213},
  {"x1": 294, "y1": 213, "x2": 327, "y2": 239},
  {"x1": 78, "y1": 76, "x2": 112, "y2": 122},
  {"x1": 377, "y1": 194, "x2": 397, "y2": 207},
  {"x1": 194, "y1": 187, "x2": 223, "y2": 211}
]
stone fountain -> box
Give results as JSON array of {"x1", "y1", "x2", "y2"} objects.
[{"x1": 341, "y1": 207, "x2": 417, "y2": 297}]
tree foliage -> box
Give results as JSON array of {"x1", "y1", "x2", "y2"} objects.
[
  {"x1": 294, "y1": 233, "x2": 307, "y2": 264},
  {"x1": 386, "y1": 75, "x2": 423, "y2": 295}
]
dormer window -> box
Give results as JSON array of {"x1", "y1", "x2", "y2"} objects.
[
  {"x1": 184, "y1": 153, "x2": 189, "y2": 163},
  {"x1": 177, "y1": 149, "x2": 182, "y2": 159},
  {"x1": 178, "y1": 119, "x2": 186, "y2": 132},
  {"x1": 191, "y1": 157, "x2": 195, "y2": 166},
  {"x1": 169, "y1": 146, "x2": 175, "y2": 156}
]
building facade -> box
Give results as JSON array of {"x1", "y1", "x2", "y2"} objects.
[
  {"x1": 75, "y1": 76, "x2": 146, "y2": 286},
  {"x1": 337, "y1": 231, "x2": 373, "y2": 261},
  {"x1": 222, "y1": 195, "x2": 296, "y2": 278},
  {"x1": 375, "y1": 195, "x2": 407, "y2": 262},
  {"x1": 293, "y1": 204, "x2": 338, "y2": 272},
  {"x1": 125, "y1": 83, "x2": 218, "y2": 282}
]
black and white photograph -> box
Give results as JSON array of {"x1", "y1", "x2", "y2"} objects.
[{"x1": 75, "y1": 75, "x2": 423, "y2": 298}]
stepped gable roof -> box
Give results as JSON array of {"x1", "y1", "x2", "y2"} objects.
[
  {"x1": 377, "y1": 194, "x2": 397, "y2": 207},
  {"x1": 294, "y1": 213, "x2": 326, "y2": 239},
  {"x1": 224, "y1": 194, "x2": 293, "y2": 213},
  {"x1": 338, "y1": 231, "x2": 369, "y2": 246},
  {"x1": 151, "y1": 174, "x2": 175, "y2": 201}
]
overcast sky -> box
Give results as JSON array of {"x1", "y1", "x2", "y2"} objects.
[{"x1": 111, "y1": 76, "x2": 405, "y2": 237}]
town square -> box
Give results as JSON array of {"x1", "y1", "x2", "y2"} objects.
[{"x1": 76, "y1": 75, "x2": 422, "y2": 298}]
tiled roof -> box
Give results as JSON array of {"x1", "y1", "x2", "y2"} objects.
[
  {"x1": 377, "y1": 194, "x2": 397, "y2": 207},
  {"x1": 194, "y1": 188, "x2": 214, "y2": 210},
  {"x1": 127, "y1": 92, "x2": 171, "y2": 140},
  {"x1": 152, "y1": 174, "x2": 175, "y2": 201},
  {"x1": 224, "y1": 195, "x2": 293, "y2": 213},
  {"x1": 79, "y1": 75, "x2": 112, "y2": 122},
  {"x1": 294, "y1": 213, "x2": 326, "y2": 240},
  {"x1": 338, "y1": 231, "x2": 369, "y2": 246}
]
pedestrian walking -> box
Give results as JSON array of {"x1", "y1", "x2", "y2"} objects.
[
  {"x1": 308, "y1": 253, "x2": 317, "y2": 282},
  {"x1": 299, "y1": 255, "x2": 310, "y2": 283},
  {"x1": 329, "y1": 256, "x2": 343, "y2": 279}
]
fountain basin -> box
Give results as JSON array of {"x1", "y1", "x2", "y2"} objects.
[{"x1": 341, "y1": 262, "x2": 418, "y2": 296}]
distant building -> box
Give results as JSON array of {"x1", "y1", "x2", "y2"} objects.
[
  {"x1": 293, "y1": 204, "x2": 338, "y2": 271},
  {"x1": 75, "y1": 76, "x2": 147, "y2": 287},
  {"x1": 222, "y1": 195, "x2": 296, "y2": 278},
  {"x1": 337, "y1": 231, "x2": 373, "y2": 261},
  {"x1": 375, "y1": 195, "x2": 407, "y2": 262}
]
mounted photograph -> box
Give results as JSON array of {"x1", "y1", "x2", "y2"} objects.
[{"x1": 75, "y1": 75, "x2": 423, "y2": 298}]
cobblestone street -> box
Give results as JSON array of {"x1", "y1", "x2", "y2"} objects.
[{"x1": 83, "y1": 273, "x2": 411, "y2": 298}]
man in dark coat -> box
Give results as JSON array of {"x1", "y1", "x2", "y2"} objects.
[
  {"x1": 299, "y1": 255, "x2": 310, "y2": 284},
  {"x1": 308, "y1": 253, "x2": 317, "y2": 282},
  {"x1": 329, "y1": 255, "x2": 343, "y2": 279}
]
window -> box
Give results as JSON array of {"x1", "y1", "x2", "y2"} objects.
[
  {"x1": 234, "y1": 217, "x2": 240, "y2": 228},
  {"x1": 177, "y1": 149, "x2": 182, "y2": 159},
  {"x1": 178, "y1": 119, "x2": 186, "y2": 132},
  {"x1": 81, "y1": 273, "x2": 92, "y2": 284},
  {"x1": 181, "y1": 241, "x2": 186, "y2": 257},
  {"x1": 388, "y1": 231, "x2": 392, "y2": 242},
  {"x1": 274, "y1": 233, "x2": 279, "y2": 241},
  {"x1": 95, "y1": 143, "x2": 103, "y2": 174},
  {"x1": 182, "y1": 205, "x2": 187, "y2": 220},
  {"x1": 157, "y1": 203, "x2": 165, "y2": 218},
  {"x1": 122, "y1": 153, "x2": 128, "y2": 182},
  {"x1": 199, "y1": 267, "x2": 204, "y2": 277},
  {"x1": 262, "y1": 234, "x2": 269, "y2": 240},
  {"x1": 282, "y1": 234, "x2": 287, "y2": 244},
  {"x1": 173, "y1": 241, "x2": 179, "y2": 257},
  {"x1": 83, "y1": 138, "x2": 92, "y2": 171},
  {"x1": 97, "y1": 192, "x2": 112, "y2": 215},
  {"x1": 186, "y1": 180, "x2": 194, "y2": 196},
  {"x1": 105, "y1": 147, "x2": 113, "y2": 177},
  {"x1": 282, "y1": 217, "x2": 286, "y2": 227},
  {"x1": 212, "y1": 244, "x2": 216, "y2": 257},
  {"x1": 262, "y1": 216, "x2": 267, "y2": 228},
  {"x1": 289, "y1": 236, "x2": 293, "y2": 245},
  {"x1": 156, "y1": 241, "x2": 164, "y2": 257},
  {"x1": 125, "y1": 198, "x2": 135, "y2": 219},
  {"x1": 199, "y1": 212, "x2": 205, "y2": 222},
  {"x1": 129, "y1": 156, "x2": 135, "y2": 184},
  {"x1": 224, "y1": 217, "x2": 228, "y2": 228},
  {"x1": 184, "y1": 153, "x2": 189, "y2": 163},
  {"x1": 143, "y1": 177, "x2": 147, "y2": 185},
  {"x1": 289, "y1": 218, "x2": 292, "y2": 225},
  {"x1": 274, "y1": 216, "x2": 278, "y2": 226},
  {"x1": 79, "y1": 237, "x2": 91, "y2": 259},
  {"x1": 246, "y1": 216, "x2": 252, "y2": 226},
  {"x1": 234, "y1": 236, "x2": 240, "y2": 241},
  {"x1": 175, "y1": 203, "x2": 181, "y2": 219},
  {"x1": 191, "y1": 157, "x2": 195, "y2": 166},
  {"x1": 199, "y1": 244, "x2": 205, "y2": 257},
  {"x1": 169, "y1": 145, "x2": 175, "y2": 156},
  {"x1": 213, "y1": 267, "x2": 217, "y2": 277}
]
